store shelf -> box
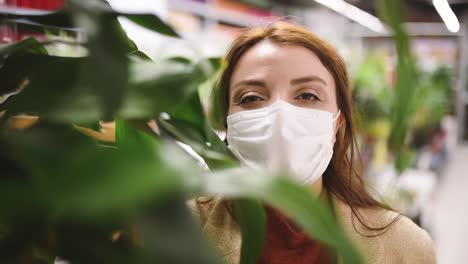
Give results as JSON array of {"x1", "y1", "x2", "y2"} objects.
[{"x1": 168, "y1": 0, "x2": 277, "y2": 27}]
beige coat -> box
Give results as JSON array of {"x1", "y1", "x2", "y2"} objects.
[{"x1": 187, "y1": 195, "x2": 436, "y2": 264}]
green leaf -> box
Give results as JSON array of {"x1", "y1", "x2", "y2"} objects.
[
  {"x1": 0, "y1": 36, "x2": 48, "y2": 58},
  {"x1": 377, "y1": 0, "x2": 419, "y2": 173},
  {"x1": 119, "y1": 58, "x2": 204, "y2": 119},
  {"x1": 69, "y1": 0, "x2": 132, "y2": 120},
  {"x1": 0, "y1": 38, "x2": 49, "y2": 96},
  {"x1": 209, "y1": 76, "x2": 229, "y2": 130},
  {"x1": 154, "y1": 57, "x2": 235, "y2": 168},
  {"x1": 233, "y1": 199, "x2": 266, "y2": 264},
  {"x1": 0, "y1": 55, "x2": 102, "y2": 123},
  {"x1": 158, "y1": 118, "x2": 237, "y2": 169},
  {"x1": 54, "y1": 221, "x2": 140, "y2": 264},
  {"x1": 1, "y1": 3, "x2": 179, "y2": 122},
  {"x1": 0, "y1": 122, "x2": 183, "y2": 220},
  {"x1": 169, "y1": 86, "x2": 206, "y2": 126},
  {"x1": 207, "y1": 57, "x2": 222, "y2": 71},
  {"x1": 394, "y1": 147, "x2": 414, "y2": 173},
  {"x1": 0, "y1": 53, "x2": 46, "y2": 97},
  {"x1": 115, "y1": 118, "x2": 158, "y2": 152},
  {"x1": 1, "y1": 121, "x2": 362, "y2": 264},
  {"x1": 128, "y1": 50, "x2": 152, "y2": 61},
  {"x1": 134, "y1": 196, "x2": 221, "y2": 264},
  {"x1": 126, "y1": 14, "x2": 179, "y2": 38},
  {"x1": 114, "y1": 119, "x2": 220, "y2": 264},
  {"x1": 0, "y1": 119, "x2": 220, "y2": 263},
  {"x1": 1, "y1": 55, "x2": 213, "y2": 124},
  {"x1": 156, "y1": 82, "x2": 237, "y2": 169}
]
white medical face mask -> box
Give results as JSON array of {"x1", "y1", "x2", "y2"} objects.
[{"x1": 226, "y1": 100, "x2": 340, "y2": 185}]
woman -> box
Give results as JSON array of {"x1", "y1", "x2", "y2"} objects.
[{"x1": 189, "y1": 21, "x2": 435, "y2": 264}]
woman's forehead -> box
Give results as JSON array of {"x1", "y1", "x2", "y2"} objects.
[{"x1": 230, "y1": 41, "x2": 335, "y2": 89}]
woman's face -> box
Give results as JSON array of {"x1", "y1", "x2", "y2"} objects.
[
  {"x1": 226, "y1": 41, "x2": 342, "y2": 193},
  {"x1": 228, "y1": 41, "x2": 339, "y2": 121}
]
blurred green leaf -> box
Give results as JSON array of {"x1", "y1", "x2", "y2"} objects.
[
  {"x1": 209, "y1": 75, "x2": 229, "y2": 130},
  {"x1": 0, "y1": 55, "x2": 102, "y2": 123},
  {"x1": 0, "y1": 36, "x2": 48, "y2": 58},
  {"x1": 0, "y1": 122, "x2": 183, "y2": 220},
  {"x1": 128, "y1": 50, "x2": 152, "y2": 61},
  {"x1": 413, "y1": 66, "x2": 454, "y2": 131},
  {"x1": 394, "y1": 147, "x2": 414, "y2": 173},
  {"x1": 158, "y1": 117, "x2": 236, "y2": 169},
  {"x1": 115, "y1": 118, "x2": 158, "y2": 152},
  {"x1": 233, "y1": 199, "x2": 266, "y2": 264},
  {"x1": 1, "y1": 56, "x2": 213, "y2": 124},
  {"x1": 1, "y1": 122, "x2": 211, "y2": 262},
  {"x1": 377, "y1": 0, "x2": 418, "y2": 173},
  {"x1": 114, "y1": 119, "x2": 220, "y2": 264},
  {"x1": 207, "y1": 57, "x2": 222, "y2": 70},
  {"x1": 0, "y1": 53, "x2": 47, "y2": 98},
  {"x1": 377, "y1": 0, "x2": 408, "y2": 56},
  {"x1": 156, "y1": 74, "x2": 237, "y2": 169},
  {"x1": 0, "y1": 221, "x2": 57, "y2": 264},
  {"x1": 126, "y1": 14, "x2": 179, "y2": 37},
  {"x1": 69, "y1": 0, "x2": 132, "y2": 120},
  {"x1": 353, "y1": 52, "x2": 392, "y2": 126},
  {"x1": 150, "y1": 58, "x2": 232, "y2": 168},
  {"x1": 134, "y1": 196, "x2": 221, "y2": 264},
  {"x1": 0, "y1": 38, "x2": 49, "y2": 96},
  {"x1": 54, "y1": 221, "x2": 140, "y2": 264},
  {"x1": 119, "y1": 58, "x2": 205, "y2": 119},
  {"x1": 0, "y1": 121, "x2": 362, "y2": 264}
]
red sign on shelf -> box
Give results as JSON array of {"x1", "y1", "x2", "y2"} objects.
[
  {"x1": 1, "y1": 0, "x2": 66, "y2": 43},
  {"x1": 4, "y1": 0, "x2": 65, "y2": 10}
]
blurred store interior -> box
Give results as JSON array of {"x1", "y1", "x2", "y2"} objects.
[{"x1": 1, "y1": 0, "x2": 468, "y2": 263}]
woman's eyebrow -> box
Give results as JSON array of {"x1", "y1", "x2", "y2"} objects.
[
  {"x1": 291, "y1": 75, "x2": 327, "y2": 86},
  {"x1": 231, "y1": 79, "x2": 266, "y2": 91}
]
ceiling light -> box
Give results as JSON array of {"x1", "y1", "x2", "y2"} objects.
[
  {"x1": 433, "y1": 0, "x2": 460, "y2": 33},
  {"x1": 313, "y1": 0, "x2": 387, "y2": 34}
]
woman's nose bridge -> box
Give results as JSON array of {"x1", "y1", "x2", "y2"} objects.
[{"x1": 268, "y1": 84, "x2": 292, "y2": 102}]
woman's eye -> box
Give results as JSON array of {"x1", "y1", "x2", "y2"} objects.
[
  {"x1": 240, "y1": 95, "x2": 263, "y2": 105},
  {"x1": 296, "y1": 92, "x2": 320, "y2": 101}
]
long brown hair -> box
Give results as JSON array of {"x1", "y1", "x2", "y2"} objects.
[{"x1": 210, "y1": 21, "x2": 400, "y2": 235}]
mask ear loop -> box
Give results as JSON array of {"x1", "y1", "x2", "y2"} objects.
[
  {"x1": 332, "y1": 110, "x2": 341, "y2": 133},
  {"x1": 333, "y1": 110, "x2": 341, "y2": 122}
]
